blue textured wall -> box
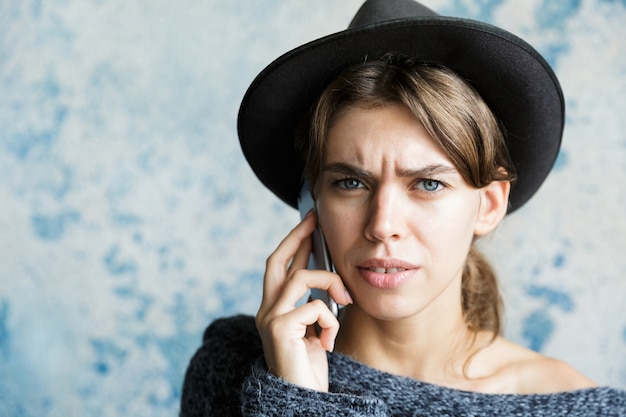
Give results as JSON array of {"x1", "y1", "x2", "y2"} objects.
[{"x1": 1, "y1": 0, "x2": 625, "y2": 416}]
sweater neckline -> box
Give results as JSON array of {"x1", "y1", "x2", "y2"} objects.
[{"x1": 328, "y1": 351, "x2": 607, "y2": 399}]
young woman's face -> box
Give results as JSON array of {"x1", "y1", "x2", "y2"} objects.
[{"x1": 315, "y1": 104, "x2": 487, "y2": 322}]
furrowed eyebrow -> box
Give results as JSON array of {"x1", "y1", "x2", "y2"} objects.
[
  {"x1": 322, "y1": 162, "x2": 372, "y2": 178},
  {"x1": 322, "y1": 162, "x2": 458, "y2": 178},
  {"x1": 397, "y1": 164, "x2": 458, "y2": 178}
]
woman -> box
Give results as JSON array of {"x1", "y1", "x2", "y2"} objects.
[{"x1": 181, "y1": 1, "x2": 626, "y2": 415}]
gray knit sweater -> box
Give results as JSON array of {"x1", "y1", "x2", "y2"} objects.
[{"x1": 180, "y1": 315, "x2": 626, "y2": 416}]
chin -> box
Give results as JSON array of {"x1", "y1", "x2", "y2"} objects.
[{"x1": 354, "y1": 295, "x2": 423, "y2": 322}]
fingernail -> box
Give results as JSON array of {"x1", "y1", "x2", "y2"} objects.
[
  {"x1": 328, "y1": 340, "x2": 335, "y2": 353},
  {"x1": 345, "y1": 290, "x2": 353, "y2": 305},
  {"x1": 304, "y1": 208, "x2": 314, "y2": 218}
]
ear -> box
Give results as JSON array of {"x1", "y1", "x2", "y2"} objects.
[{"x1": 474, "y1": 180, "x2": 510, "y2": 236}]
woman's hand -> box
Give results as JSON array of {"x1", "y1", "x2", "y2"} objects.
[{"x1": 255, "y1": 211, "x2": 353, "y2": 392}]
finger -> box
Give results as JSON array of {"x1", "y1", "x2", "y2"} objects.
[
  {"x1": 325, "y1": 278, "x2": 354, "y2": 308},
  {"x1": 315, "y1": 302, "x2": 341, "y2": 352},
  {"x1": 262, "y1": 213, "x2": 317, "y2": 305},
  {"x1": 282, "y1": 298, "x2": 340, "y2": 352},
  {"x1": 267, "y1": 269, "x2": 332, "y2": 317},
  {"x1": 272, "y1": 269, "x2": 352, "y2": 317},
  {"x1": 300, "y1": 270, "x2": 354, "y2": 310},
  {"x1": 260, "y1": 300, "x2": 335, "y2": 390},
  {"x1": 286, "y1": 233, "x2": 312, "y2": 278}
]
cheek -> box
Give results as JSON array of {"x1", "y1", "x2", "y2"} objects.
[
  {"x1": 424, "y1": 198, "x2": 479, "y2": 253},
  {"x1": 316, "y1": 199, "x2": 362, "y2": 260},
  {"x1": 318, "y1": 205, "x2": 350, "y2": 242}
]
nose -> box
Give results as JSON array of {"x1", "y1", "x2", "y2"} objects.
[{"x1": 363, "y1": 186, "x2": 403, "y2": 243}]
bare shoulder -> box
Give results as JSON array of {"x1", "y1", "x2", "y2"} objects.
[
  {"x1": 473, "y1": 335, "x2": 597, "y2": 394},
  {"x1": 517, "y1": 354, "x2": 597, "y2": 393}
]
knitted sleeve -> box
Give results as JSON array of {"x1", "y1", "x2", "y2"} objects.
[
  {"x1": 180, "y1": 314, "x2": 389, "y2": 417},
  {"x1": 180, "y1": 315, "x2": 264, "y2": 417},
  {"x1": 241, "y1": 358, "x2": 388, "y2": 417}
]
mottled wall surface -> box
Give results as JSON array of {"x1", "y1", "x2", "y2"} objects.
[{"x1": 1, "y1": 0, "x2": 625, "y2": 416}]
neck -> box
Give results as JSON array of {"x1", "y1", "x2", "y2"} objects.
[{"x1": 335, "y1": 286, "x2": 481, "y2": 386}]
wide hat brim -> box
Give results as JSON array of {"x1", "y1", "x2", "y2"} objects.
[{"x1": 238, "y1": 2, "x2": 564, "y2": 213}]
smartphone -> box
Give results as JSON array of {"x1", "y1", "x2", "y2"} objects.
[{"x1": 297, "y1": 183, "x2": 339, "y2": 317}]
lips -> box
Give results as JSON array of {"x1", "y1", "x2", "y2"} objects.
[
  {"x1": 358, "y1": 259, "x2": 418, "y2": 289},
  {"x1": 366, "y1": 267, "x2": 407, "y2": 274}
]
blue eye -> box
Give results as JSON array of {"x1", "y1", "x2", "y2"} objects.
[
  {"x1": 420, "y1": 179, "x2": 442, "y2": 192},
  {"x1": 338, "y1": 178, "x2": 362, "y2": 190}
]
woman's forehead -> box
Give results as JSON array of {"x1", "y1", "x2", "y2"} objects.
[{"x1": 323, "y1": 104, "x2": 452, "y2": 169}]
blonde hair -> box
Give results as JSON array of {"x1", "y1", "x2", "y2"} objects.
[{"x1": 296, "y1": 54, "x2": 516, "y2": 335}]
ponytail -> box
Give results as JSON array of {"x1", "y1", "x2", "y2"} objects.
[{"x1": 462, "y1": 244, "x2": 503, "y2": 336}]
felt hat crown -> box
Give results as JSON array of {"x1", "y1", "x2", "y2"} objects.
[{"x1": 238, "y1": 0, "x2": 564, "y2": 213}]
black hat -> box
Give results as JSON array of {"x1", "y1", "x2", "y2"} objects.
[{"x1": 237, "y1": 0, "x2": 564, "y2": 213}]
